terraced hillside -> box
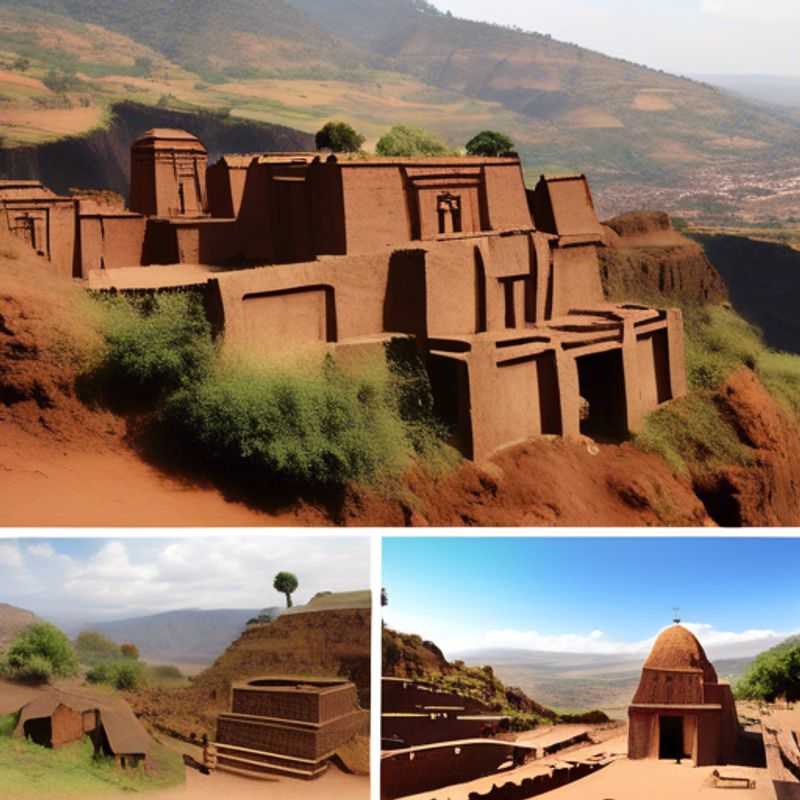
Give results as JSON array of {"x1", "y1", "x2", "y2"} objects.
[{"x1": 1, "y1": 0, "x2": 799, "y2": 221}]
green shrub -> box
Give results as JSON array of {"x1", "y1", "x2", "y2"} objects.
[
  {"x1": 12, "y1": 655, "x2": 54, "y2": 685},
  {"x1": 87, "y1": 660, "x2": 144, "y2": 690},
  {"x1": 147, "y1": 665, "x2": 182, "y2": 680},
  {"x1": 376, "y1": 125, "x2": 451, "y2": 157},
  {"x1": 3, "y1": 623, "x2": 78, "y2": 684},
  {"x1": 162, "y1": 355, "x2": 416, "y2": 485},
  {"x1": 92, "y1": 292, "x2": 214, "y2": 403},
  {"x1": 75, "y1": 631, "x2": 121, "y2": 667}
]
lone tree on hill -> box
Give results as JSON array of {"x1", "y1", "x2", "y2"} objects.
[
  {"x1": 274, "y1": 571, "x2": 299, "y2": 608},
  {"x1": 465, "y1": 131, "x2": 515, "y2": 157},
  {"x1": 315, "y1": 121, "x2": 365, "y2": 153},
  {"x1": 376, "y1": 125, "x2": 450, "y2": 157}
]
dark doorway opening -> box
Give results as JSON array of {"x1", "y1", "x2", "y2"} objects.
[
  {"x1": 24, "y1": 717, "x2": 53, "y2": 748},
  {"x1": 576, "y1": 349, "x2": 628, "y2": 441},
  {"x1": 659, "y1": 716, "x2": 684, "y2": 760},
  {"x1": 428, "y1": 356, "x2": 472, "y2": 457}
]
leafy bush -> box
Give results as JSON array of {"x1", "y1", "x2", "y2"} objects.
[
  {"x1": 376, "y1": 125, "x2": 451, "y2": 157},
  {"x1": 315, "y1": 120, "x2": 365, "y2": 153},
  {"x1": 147, "y1": 665, "x2": 182, "y2": 680},
  {"x1": 161, "y1": 355, "x2": 416, "y2": 485},
  {"x1": 91, "y1": 292, "x2": 214, "y2": 403},
  {"x1": 2, "y1": 623, "x2": 78, "y2": 684},
  {"x1": 75, "y1": 631, "x2": 121, "y2": 667},
  {"x1": 86, "y1": 660, "x2": 145, "y2": 691},
  {"x1": 465, "y1": 130, "x2": 515, "y2": 157},
  {"x1": 736, "y1": 639, "x2": 800, "y2": 702}
]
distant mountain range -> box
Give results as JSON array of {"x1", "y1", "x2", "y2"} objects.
[
  {"x1": 85, "y1": 608, "x2": 283, "y2": 664},
  {"x1": 451, "y1": 643, "x2": 790, "y2": 717}
]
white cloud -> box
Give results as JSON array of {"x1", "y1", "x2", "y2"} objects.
[
  {"x1": 26, "y1": 543, "x2": 57, "y2": 560},
  {"x1": 0, "y1": 537, "x2": 370, "y2": 624},
  {"x1": 0, "y1": 542, "x2": 23, "y2": 568}
]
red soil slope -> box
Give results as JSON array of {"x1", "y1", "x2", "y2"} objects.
[{"x1": 1, "y1": 227, "x2": 797, "y2": 527}]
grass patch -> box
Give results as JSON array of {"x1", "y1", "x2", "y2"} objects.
[
  {"x1": 0, "y1": 736, "x2": 184, "y2": 798},
  {"x1": 0, "y1": 713, "x2": 16, "y2": 737},
  {"x1": 636, "y1": 303, "x2": 800, "y2": 474}
]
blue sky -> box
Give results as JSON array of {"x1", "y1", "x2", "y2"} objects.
[
  {"x1": 436, "y1": 0, "x2": 800, "y2": 76},
  {"x1": 383, "y1": 538, "x2": 800, "y2": 658},
  {"x1": 0, "y1": 537, "x2": 369, "y2": 626}
]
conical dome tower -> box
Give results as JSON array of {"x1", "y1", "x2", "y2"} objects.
[{"x1": 628, "y1": 625, "x2": 738, "y2": 766}]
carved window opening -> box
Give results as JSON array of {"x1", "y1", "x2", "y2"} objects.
[{"x1": 437, "y1": 192, "x2": 462, "y2": 235}]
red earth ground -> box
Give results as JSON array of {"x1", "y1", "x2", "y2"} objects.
[{"x1": 2, "y1": 229, "x2": 799, "y2": 527}]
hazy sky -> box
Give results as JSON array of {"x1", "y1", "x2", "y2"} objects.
[
  {"x1": 435, "y1": 0, "x2": 800, "y2": 77},
  {"x1": 383, "y1": 538, "x2": 800, "y2": 659},
  {"x1": 0, "y1": 537, "x2": 369, "y2": 625}
]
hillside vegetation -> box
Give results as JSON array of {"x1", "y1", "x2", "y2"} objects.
[{"x1": 382, "y1": 627, "x2": 609, "y2": 729}]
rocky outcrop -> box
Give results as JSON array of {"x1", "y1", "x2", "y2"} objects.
[{"x1": 599, "y1": 211, "x2": 728, "y2": 306}]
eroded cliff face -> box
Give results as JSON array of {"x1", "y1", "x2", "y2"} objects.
[
  {"x1": 695, "y1": 369, "x2": 800, "y2": 527},
  {"x1": 0, "y1": 101, "x2": 314, "y2": 197},
  {"x1": 599, "y1": 211, "x2": 728, "y2": 306}
]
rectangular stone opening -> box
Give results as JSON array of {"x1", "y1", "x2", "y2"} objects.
[
  {"x1": 576, "y1": 349, "x2": 628, "y2": 440},
  {"x1": 659, "y1": 715, "x2": 684, "y2": 760},
  {"x1": 429, "y1": 356, "x2": 472, "y2": 457}
]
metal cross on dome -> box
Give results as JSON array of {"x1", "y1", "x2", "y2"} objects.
[{"x1": 672, "y1": 607, "x2": 681, "y2": 624}]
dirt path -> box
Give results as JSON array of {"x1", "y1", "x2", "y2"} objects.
[
  {"x1": 0, "y1": 427, "x2": 320, "y2": 527},
  {"x1": 145, "y1": 765, "x2": 369, "y2": 800}
]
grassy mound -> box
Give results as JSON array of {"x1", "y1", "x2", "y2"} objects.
[
  {"x1": 636, "y1": 304, "x2": 800, "y2": 474},
  {"x1": 0, "y1": 733, "x2": 184, "y2": 798}
]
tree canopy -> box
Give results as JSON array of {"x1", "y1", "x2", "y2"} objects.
[
  {"x1": 465, "y1": 130, "x2": 515, "y2": 157},
  {"x1": 273, "y1": 571, "x2": 299, "y2": 608},
  {"x1": 75, "y1": 630, "x2": 121, "y2": 666},
  {"x1": 376, "y1": 125, "x2": 450, "y2": 157},
  {"x1": 315, "y1": 120, "x2": 365, "y2": 153},
  {"x1": 736, "y1": 637, "x2": 800, "y2": 702},
  {"x1": 2, "y1": 623, "x2": 79, "y2": 684}
]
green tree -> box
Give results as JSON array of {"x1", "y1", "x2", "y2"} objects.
[
  {"x1": 273, "y1": 571, "x2": 299, "y2": 608},
  {"x1": 3, "y1": 623, "x2": 79, "y2": 684},
  {"x1": 375, "y1": 125, "x2": 450, "y2": 157},
  {"x1": 315, "y1": 121, "x2": 365, "y2": 153},
  {"x1": 75, "y1": 631, "x2": 121, "y2": 666},
  {"x1": 736, "y1": 639, "x2": 800, "y2": 702},
  {"x1": 465, "y1": 130, "x2": 515, "y2": 157}
]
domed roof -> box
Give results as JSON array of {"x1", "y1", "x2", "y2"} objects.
[{"x1": 643, "y1": 625, "x2": 718, "y2": 683}]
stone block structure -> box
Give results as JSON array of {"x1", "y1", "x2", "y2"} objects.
[
  {"x1": 214, "y1": 676, "x2": 368, "y2": 780},
  {"x1": 628, "y1": 625, "x2": 739, "y2": 766},
  {"x1": 382, "y1": 677, "x2": 510, "y2": 749},
  {"x1": 1, "y1": 128, "x2": 688, "y2": 462},
  {"x1": 0, "y1": 180, "x2": 78, "y2": 278}
]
